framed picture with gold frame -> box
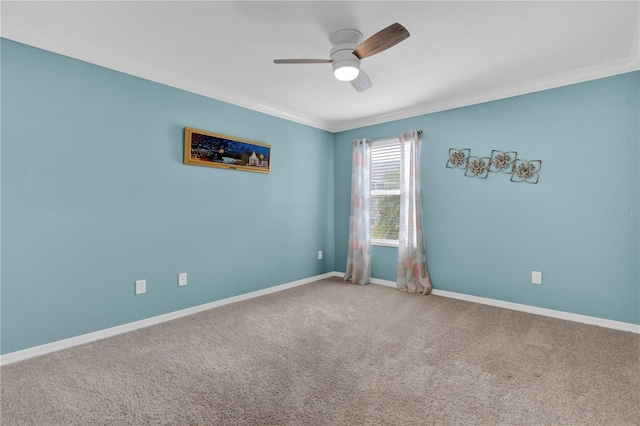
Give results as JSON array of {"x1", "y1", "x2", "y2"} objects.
[{"x1": 183, "y1": 127, "x2": 271, "y2": 174}]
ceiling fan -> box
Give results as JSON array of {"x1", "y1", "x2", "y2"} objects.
[{"x1": 273, "y1": 23, "x2": 410, "y2": 93}]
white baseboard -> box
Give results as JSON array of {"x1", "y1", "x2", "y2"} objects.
[
  {"x1": 3, "y1": 271, "x2": 637, "y2": 365},
  {"x1": 357, "y1": 274, "x2": 640, "y2": 334},
  {"x1": 0, "y1": 272, "x2": 337, "y2": 366}
]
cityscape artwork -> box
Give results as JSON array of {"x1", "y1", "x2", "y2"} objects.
[{"x1": 184, "y1": 127, "x2": 271, "y2": 174}]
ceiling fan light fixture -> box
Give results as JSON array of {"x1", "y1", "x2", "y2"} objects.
[
  {"x1": 333, "y1": 63, "x2": 360, "y2": 81},
  {"x1": 331, "y1": 47, "x2": 361, "y2": 82}
]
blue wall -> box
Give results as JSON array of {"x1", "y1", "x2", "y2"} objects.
[
  {"x1": 2, "y1": 39, "x2": 638, "y2": 356},
  {"x1": 335, "y1": 72, "x2": 639, "y2": 325},
  {"x1": 1, "y1": 39, "x2": 335, "y2": 354}
]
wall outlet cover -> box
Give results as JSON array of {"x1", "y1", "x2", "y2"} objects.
[{"x1": 178, "y1": 272, "x2": 187, "y2": 286}]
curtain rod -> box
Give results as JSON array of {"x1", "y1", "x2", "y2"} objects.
[{"x1": 367, "y1": 130, "x2": 422, "y2": 143}]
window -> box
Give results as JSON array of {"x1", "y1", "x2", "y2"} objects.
[{"x1": 370, "y1": 138, "x2": 400, "y2": 246}]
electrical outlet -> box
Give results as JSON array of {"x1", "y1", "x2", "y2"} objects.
[
  {"x1": 318, "y1": 250, "x2": 323, "y2": 260},
  {"x1": 532, "y1": 271, "x2": 542, "y2": 285},
  {"x1": 135, "y1": 279, "x2": 146, "y2": 295},
  {"x1": 178, "y1": 272, "x2": 187, "y2": 287}
]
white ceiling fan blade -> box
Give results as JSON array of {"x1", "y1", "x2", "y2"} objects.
[{"x1": 350, "y1": 70, "x2": 372, "y2": 92}]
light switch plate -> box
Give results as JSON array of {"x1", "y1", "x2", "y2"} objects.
[
  {"x1": 532, "y1": 271, "x2": 542, "y2": 285},
  {"x1": 135, "y1": 279, "x2": 146, "y2": 295},
  {"x1": 318, "y1": 250, "x2": 323, "y2": 260}
]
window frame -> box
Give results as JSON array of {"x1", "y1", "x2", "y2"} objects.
[{"x1": 370, "y1": 138, "x2": 400, "y2": 247}]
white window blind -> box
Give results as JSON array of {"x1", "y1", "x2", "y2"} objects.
[{"x1": 370, "y1": 139, "x2": 400, "y2": 245}]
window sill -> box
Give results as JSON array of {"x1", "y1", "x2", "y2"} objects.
[{"x1": 371, "y1": 239, "x2": 399, "y2": 247}]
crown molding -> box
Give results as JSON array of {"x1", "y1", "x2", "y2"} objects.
[
  {"x1": 0, "y1": 35, "x2": 334, "y2": 132},
  {"x1": 186, "y1": 54, "x2": 640, "y2": 134},
  {"x1": 327, "y1": 56, "x2": 640, "y2": 133},
  {"x1": 3, "y1": 36, "x2": 638, "y2": 135}
]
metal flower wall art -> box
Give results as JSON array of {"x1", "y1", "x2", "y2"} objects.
[
  {"x1": 510, "y1": 159, "x2": 542, "y2": 184},
  {"x1": 447, "y1": 148, "x2": 541, "y2": 184},
  {"x1": 446, "y1": 148, "x2": 470, "y2": 169},
  {"x1": 489, "y1": 150, "x2": 517, "y2": 173},
  {"x1": 464, "y1": 156, "x2": 490, "y2": 178}
]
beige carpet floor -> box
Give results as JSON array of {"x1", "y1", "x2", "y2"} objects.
[{"x1": 1, "y1": 277, "x2": 639, "y2": 425}]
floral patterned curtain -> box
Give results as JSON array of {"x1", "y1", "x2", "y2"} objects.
[
  {"x1": 396, "y1": 131, "x2": 432, "y2": 294},
  {"x1": 344, "y1": 139, "x2": 371, "y2": 285}
]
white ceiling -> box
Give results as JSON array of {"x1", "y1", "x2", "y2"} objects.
[{"x1": 2, "y1": 1, "x2": 639, "y2": 132}]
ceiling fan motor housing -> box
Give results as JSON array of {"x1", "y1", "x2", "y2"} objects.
[
  {"x1": 329, "y1": 29, "x2": 363, "y2": 81},
  {"x1": 331, "y1": 45, "x2": 360, "y2": 79}
]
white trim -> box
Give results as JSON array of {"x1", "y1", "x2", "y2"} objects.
[
  {"x1": 370, "y1": 137, "x2": 399, "y2": 148},
  {"x1": 4, "y1": 37, "x2": 635, "y2": 133},
  {"x1": 70, "y1": 52, "x2": 638, "y2": 134},
  {"x1": 363, "y1": 275, "x2": 640, "y2": 334},
  {"x1": 328, "y1": 58, "x2": 639, "y2": 133},
  {"x1": 371, "y1": 239, "x2": 399, "y2": 248},
  {"x1": 3, "y1": 271, "x2": 637, "y2": 365},
  {"x1": 371, "y1": 189, "x2": 399, "y2": 196},
  {"x1": 369, "y1": 277, "x2": 396, "y2": 288},
  {"x1": 0, "y1": 272, "x2": 336, "y2": 366},
  {"x1": 630, "y1": 22, "x2": 640, "y2": 70}
]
